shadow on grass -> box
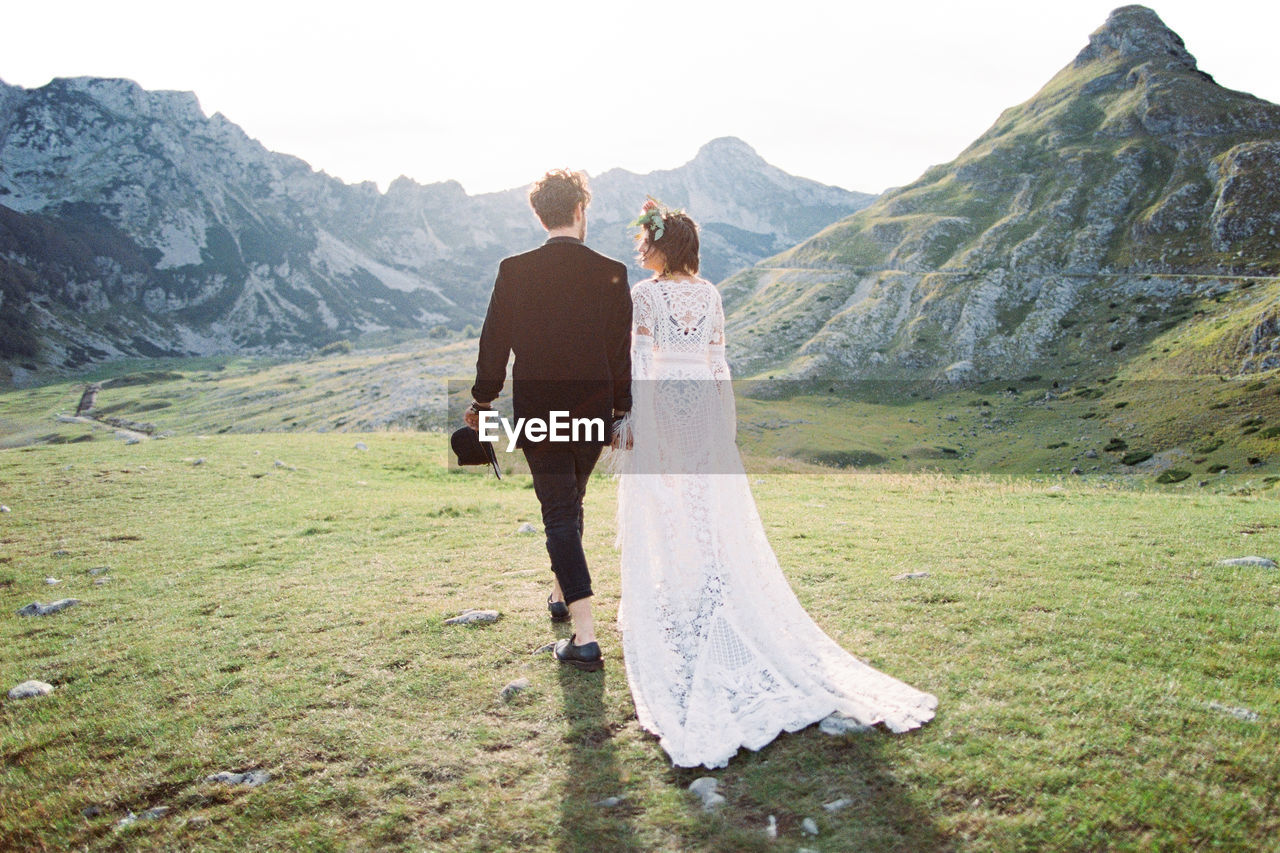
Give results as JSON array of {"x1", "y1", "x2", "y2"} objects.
[
  {"x1": 556, "y1": 665, "x2": 637, "y2": 852},
  {"x1": 663, "y1": 724, "x2": 953, "y2": 852}
]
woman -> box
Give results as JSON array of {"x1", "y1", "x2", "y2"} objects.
[{"x1": 613, "y1": 199, "x2": 937, "y2": 769}]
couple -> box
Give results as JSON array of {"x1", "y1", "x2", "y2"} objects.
[{"x1": 464, "y1": 169, "x2": 936, "y2": 769}]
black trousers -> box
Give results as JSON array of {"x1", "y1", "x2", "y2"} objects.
[{"x1": 522, "y1": 443, "x2": 603, "y2": 605}]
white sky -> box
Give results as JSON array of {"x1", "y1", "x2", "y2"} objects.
[{"x1": 3, "y1": 1, "x2": 1276, "y2": 196}]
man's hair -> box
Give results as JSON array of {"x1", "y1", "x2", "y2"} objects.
[
  {"x1": 650, "y1": 212, "x2": 700, "y2": 276},
  {"x1": 529, "y1": 169, "x2": 591, "y2": 229}
]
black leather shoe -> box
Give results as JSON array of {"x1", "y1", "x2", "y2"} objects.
[
  {"x1": 554, "y1": 635, "x2": 603, "y2": 672},
  {"x1": 547, "y1": 594, "x2": 570, "y2": 623}
]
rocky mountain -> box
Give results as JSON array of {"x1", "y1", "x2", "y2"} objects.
[
  {"x1": 0, "y1": 77, "x2": 871, "y2": 373},
  {"x1": 721, "y1": 5, "x2": 1280, "y2": 381}
]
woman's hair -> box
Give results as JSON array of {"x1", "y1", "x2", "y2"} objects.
[
  {"x1": 528, "y1": 169, "x2": 591, "y2": 229},
  {"x1": 647, "y1": 211, "x2": 700, "y2": 276}
]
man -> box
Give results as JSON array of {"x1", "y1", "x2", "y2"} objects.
[{"x1": 465, "y1": 169, "x2": 631, "y2": 672}]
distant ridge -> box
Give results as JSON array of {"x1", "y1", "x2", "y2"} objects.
[{"x1": 0, "y1": 77, "x2": 871, "y2": 377}]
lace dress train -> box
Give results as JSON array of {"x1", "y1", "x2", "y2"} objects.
[{"x1": 614, "y1": 277, "x2": 937, "y2": 769}]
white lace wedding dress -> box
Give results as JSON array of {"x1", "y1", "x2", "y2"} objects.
[{"x1": 614, "y1": 276, "x2": 937, "y2": 769}]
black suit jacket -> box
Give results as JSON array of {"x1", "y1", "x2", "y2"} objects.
[{"x1": 471, "y1": 237, "x2": 631, "y2": 448}]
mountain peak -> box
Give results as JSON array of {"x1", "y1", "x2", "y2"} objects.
[
  {"x1": 1074, "y1": 5, "x2": 1196, "y2": 70},
  {"x1": 693, "y1": 136, "x2": 765, "y2": 165}
]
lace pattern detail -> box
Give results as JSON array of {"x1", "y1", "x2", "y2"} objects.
[{"x1": 615, "y1": 276, "x2": 937, "y2": 768}]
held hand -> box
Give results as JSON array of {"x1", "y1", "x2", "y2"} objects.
[{"x1": 611, "y1": 412, "x2": 633, "y2": 451}]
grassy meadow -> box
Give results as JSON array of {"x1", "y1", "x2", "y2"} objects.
[{"x1": 0, "y1": 422, "x2": 1277, "y2": 851}]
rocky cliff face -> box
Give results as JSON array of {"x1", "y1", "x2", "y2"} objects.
[
  {"x1": 721, "y1": 5, "x2": 1280, "y2": 381},
  {"x1": 0, "y1": 78, "x2": 871, "y2": 370}
]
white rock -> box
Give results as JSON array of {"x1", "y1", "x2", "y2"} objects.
[
  {"x1": 500, "y1": 678, "x2": 530, "y2": 701},
  {"x1": 823, "y1": 798, "x2": 852, "y2": 812},
  {"x1": 1214, "y1": 556, "x2": 1276, "y2": 569},
  {"x1": 688, "y1": 777, "x2": 718, "y2": 797},
  {"x1": 802, "y1": 817, "x2": 819, "y2": 835},
  {"x1": 688, "y1": 776, "x2": 725, "y2": 811},
  {"x1": 893, "y1": 571, "x2": 930, "y2": 580},
  {"x1": 595, "y1": 796, "x2": 623, "y2": 807},
  {"x1": 16, "y1": 599, "x2": 81, "y2": 617},
  {"x1": 206, "y1": 770, "x2": 271, "y2": 786},
  {"x1": 187, "y1": 815, "x2": 211, "y2": 828},
  {"x1": 765, "y1": 815, "x2": 777, "y2": 839},
  {"x1": 1208, "y1": 701, "x2": 1259, "y2": 722},
  {"x1": 45, "y1": 577, "x2": 61, "y2": 585},
  {"x1": 115, "y1": 812, "x2": 138, "y2": 830},
  {"x1": 444, "y1": 609, "x2": 500, "y2": 626},
  {"x1": 192, "y1": 458, "x2": 205, "y2": 466},
  {"x1": 516, "y1": 522, "x2": 538, "y2": 534},
  {"x1": 8, "y1": 680, "x2": 54, "y2": 699},
  {"x1": 354, "y1": 442, "x2": 368, "y2": 451},
  {"x1": 533, "y1": 642, "x2": 556, "y2": 655},
  {"x1": 141, "y1": 806, "x2": 169, "y2": 820},
  {"x1": 819, "y1": 714, "x2": 870, "y2": 736}
]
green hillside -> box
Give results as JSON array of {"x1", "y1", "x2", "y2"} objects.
[{"x1": 720, "y1": 6, "x2": 1280, "y2": 384}]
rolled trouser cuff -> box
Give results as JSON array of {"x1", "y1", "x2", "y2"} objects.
[{"x1": 561, "y1": 586, "x2": 593, "y2": 606}]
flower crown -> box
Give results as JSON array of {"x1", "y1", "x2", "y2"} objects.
[{"x1": 629, "y1": 196, "x2": 683, "y2": 242}]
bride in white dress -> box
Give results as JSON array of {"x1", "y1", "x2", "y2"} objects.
[{"x1": 612, "y1": 200, "x2": 937, "y2": 769}]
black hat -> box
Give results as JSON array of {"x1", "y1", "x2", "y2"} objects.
[{"x1": 451, "y1": 427, "x2": 502, "y2": 479}]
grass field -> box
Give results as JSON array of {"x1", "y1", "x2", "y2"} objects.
[{"x1": 1, "y1": 431, "x2": 1277, "y2": 851}]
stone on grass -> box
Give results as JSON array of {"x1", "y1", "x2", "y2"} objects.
[
  {"x1": 186, "y1": 815, "x2": 211, "y2": 828},
  {"x1": 533, "y1": 642, "x2": 556, "y2": 655},
  {"x1": 354, "y1": 442, "x2": 368, "y2": 451},
  {"x1": 45, "y1": 577, "x2": 61, "y2": 585},
  {"x1": 444, "y1": 609, "x2": 500, "y2": 626},
  {"x1": 53, "y1": 549, "x2": 71, "y2": 557},
  {"x1": 688, "y1": 777, "x2": 725, "y2": 811},
  {"x1": 8, "y1": 680, "x2": 54, "y2": 700},
  {"x1": 516, "y1": 522, "x2": 538, "y2": 534},
  {"x1": 89, "y1": 567, "x2": 110, "y2": 576},
  {"x1": 500, "y1": 678, "x2": 530, "y2": 702},
  {"x1": 81, "y1": 805, "x2": 102, "y2": 818},
  {"x1": 765, "y1": 815, "x2": 777, "y2": 839},
  {"x1": 1214, "y1": 556, "x2": 1276, "y2": 569},
  {"x1": 823, "y1": 798, "x2": 852, "y2": 812},
  {"x1": 595, "y1": 796, "x2": 623, "y2": 808},
  {"x1": 1208, "y1": 701, "x2": 1259, "y2": 722},
  {"x1": 274, "y1": 460, "x2": 296, "y2": 471},
  {"x1": 206, "y1": 769, "x2": 271, "y2": 787},
  {"x1": 94, "y1": 578, "x2": 111, "y2": 586},
  {"x1": 893, "y1": 571, "x2": 930, "y2": 581},
  {"x1": 192, "y1": 458, "x2": 205, "y2": 466},
  {"x1": 1084, "y1": 449, "x2": 1099, "y2": 459},
  {"x1": 802, "y1": 817, "x2": 819, "y2": 835},
  {"x1": 116, "y1": 807, "x2": 168, "y2": 830},
  {"x1": 819, "y1": 714, "x2": 870, "y2": 736},
  {"x1": 17, "y1": 599, "x2": 81, "y2": 617}
]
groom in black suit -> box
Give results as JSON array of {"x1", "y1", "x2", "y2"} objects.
[{"x1": 465, "y1": 169, "x2": 631, "y2": 671}]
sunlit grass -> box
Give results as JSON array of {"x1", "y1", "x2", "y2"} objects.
[{"x1": 1, "y1": 433, "x2": 1276, "y2": 850}]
